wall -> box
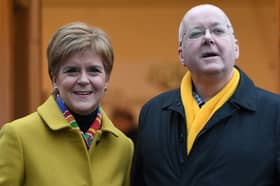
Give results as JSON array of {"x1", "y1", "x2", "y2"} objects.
[
  {"x1": 0, "y1": 0, "x2": 42, "y2": 126},
  {"x1": 42, "y1": 0, "x2": 279, "y2": 116},
  {"x1": 0, "y1": 0, "x2": 14, "y2": 124}
]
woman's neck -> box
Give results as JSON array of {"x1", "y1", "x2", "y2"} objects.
[{"x1": 70, "y1": 109, "x2": 98, "y2": 133}]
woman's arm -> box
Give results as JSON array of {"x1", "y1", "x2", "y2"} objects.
[{"x1": 0, "y1": 124, "x2": 24, "y2": 186}]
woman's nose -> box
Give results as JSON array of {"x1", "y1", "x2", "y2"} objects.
[{"x1": 77, "y1": 71, "x2": 90, "y2": 84}]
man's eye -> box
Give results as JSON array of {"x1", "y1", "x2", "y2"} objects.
[
  {"x1": 212, "y1": 28, "x2": 226, "y2": 35},
  {"x1": 188, "y1": 30, "x2": 204, "y2": 39}
]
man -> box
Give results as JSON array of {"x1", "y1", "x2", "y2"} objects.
[{"x1": 131, "y1": 4, "x2": 280, "y2": 186}]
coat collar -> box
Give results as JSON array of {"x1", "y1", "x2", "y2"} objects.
[
  {"x1": 37, "y1": 96, "x2": 119, "y2": 137},
  {"x1": 161, "y1": 89, "x2": 185, "y2": 116},
  {"x1": 229, "y1": 67, "x2": 257, "y2": 112},
  {"x1": 161, "y1": 67, "x2": 257, "y2": 114}
]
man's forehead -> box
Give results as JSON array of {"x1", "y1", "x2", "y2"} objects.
[
  {"x1": 186, "y1": 19, "x2": 227, "y2": 28},
  {"x1": 183, "y1": 6, "x2": 229, "y2": 28},
  {"x1": 186, "y1": 4, "x2": 226, "y2": 17}
]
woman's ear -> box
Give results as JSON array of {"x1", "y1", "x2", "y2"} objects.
[
  {"x1": 52, "y1": 79, "x2": 56, "y2": 87},
  {"x1": 52, "y1": 82, "x2": 57, "y2": 89},
  {"x1": 51, "y1": 76, "x2": 58, "y2": 93},
  {"x1": 52, "y1": 82, "x2": 59, "y2": 96},
  {"x1": 104, "y1": 82, "x2": 108, "y2": 92}
]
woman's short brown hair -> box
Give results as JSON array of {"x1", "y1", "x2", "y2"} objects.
[{"x1": 47, "y1": 22, "x2": 114, "y2": 81}]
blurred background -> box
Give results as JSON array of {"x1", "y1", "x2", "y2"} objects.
[{"x1": 0, "y1": 0, "x2": 279, "y2": 132}]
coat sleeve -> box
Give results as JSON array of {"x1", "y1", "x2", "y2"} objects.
[
  {"x1": 0, "y1": 124, "x2": 24, "y2": 186},
  {"x1": 277, "y1": 116, "x2": 280, "y2": 184}
]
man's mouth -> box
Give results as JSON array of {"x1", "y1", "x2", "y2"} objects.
[{"x1": 201, "y1": 52, "x2": 219, "y2": 58}]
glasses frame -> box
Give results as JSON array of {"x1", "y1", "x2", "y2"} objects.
[{"x1": 181, "y1": 24, "x2": 233, "y2": 43}]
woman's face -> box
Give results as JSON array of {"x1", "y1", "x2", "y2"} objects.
[{"x1": 53, "y1": 50, "x2": 108, "y2": 115}]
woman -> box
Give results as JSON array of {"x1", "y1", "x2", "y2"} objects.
[{"x1": 0, "y1": 22, "x2": 133, "y2": 186}]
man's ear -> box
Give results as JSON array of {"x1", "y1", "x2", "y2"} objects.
[
  {"x1": 234, "y1": 38, "x2": 239, "y2": 60},
  {"x1": 178, "y1": 46, "x2": 186, "y2": 67}
]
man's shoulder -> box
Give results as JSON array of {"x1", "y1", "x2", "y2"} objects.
[
  {"x1": 255, "y1": 87, "x2": 280, "y2": 103},
  {"x1": 141, "y1": 88, "x2": 180, "y2": 110},
  {"x1": 237, "y1": 68, "x2": 280, "y2": 107}
]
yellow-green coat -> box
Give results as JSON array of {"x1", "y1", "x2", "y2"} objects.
[{"x1": 0, "y1": 96, "x2": 134, "y2": 186}]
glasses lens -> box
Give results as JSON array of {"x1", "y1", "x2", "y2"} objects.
[
  {"x1": 211, "y1": 26, "x2": 227, "y2": 36},
  {"x1": 187, "y1": 25, "x2": 229, "y2": 40},
  {"x1": 188, "y1": 28, "x2": 204, "y2": 39}
]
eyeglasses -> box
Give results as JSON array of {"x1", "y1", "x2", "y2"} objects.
[{"x1": 184, "y1": 25, "x2": 232, "y2": 40}]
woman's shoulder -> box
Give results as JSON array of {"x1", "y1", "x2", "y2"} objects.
[{"x1": 1, "y1": 111, "x2": 44, "y2": 135}]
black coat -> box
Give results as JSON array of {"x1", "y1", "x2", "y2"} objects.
[{"x1": 131, "y1": 69, "x2": 280, "y2": 186}]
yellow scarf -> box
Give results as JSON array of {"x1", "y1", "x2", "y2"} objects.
[{"x1": 180, "y1": 68, "x2": 240, "y2": 155}]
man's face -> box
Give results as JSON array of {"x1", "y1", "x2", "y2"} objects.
[{"x1": 179, "y1": 6, "x2": 239, "y2": 79}]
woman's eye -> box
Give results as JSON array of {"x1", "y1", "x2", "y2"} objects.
[
  {"x1": 88, "y1": 67, "x2": 101, "y2": 75},
  {"x1": 63, "y1": 68, "x2": 79, "y2": 75}
]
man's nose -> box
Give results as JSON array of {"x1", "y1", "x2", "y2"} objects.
[
  {"x1": 204, "y1": 29, "x2": 212, "y2": 39},
  {"x1": 202, "y1": 29, "x2": 214, "y2": 44}
]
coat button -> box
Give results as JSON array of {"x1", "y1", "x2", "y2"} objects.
[{"x1": 179, "y1": 133, "x2": 184, "y2": 143}]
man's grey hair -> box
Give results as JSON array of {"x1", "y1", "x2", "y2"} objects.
[{"x1": 178, "y1": 21, "x2": 184, "y2": 46}]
